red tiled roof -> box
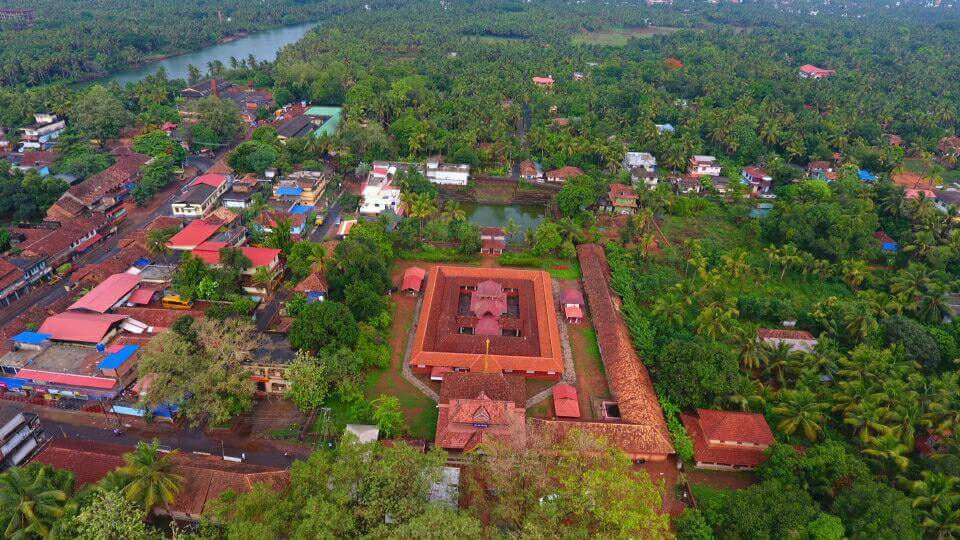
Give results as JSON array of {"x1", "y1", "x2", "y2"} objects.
[
  {"x1": 799, "y1": 64, "x2": 835, "y2": 76},
  {"x1": 66, "y1": 153, "x2": 150, "y2": 206},
  {"x1": 68, "y1": 273, "x2": 141, "y2": 313},
  {"x1": 192, "y1": 244, "x2": 280, "y2": 268},
  {"x1": 561, "y1": 289, "x2": 584, "y2": 305},
  {"x1": 191, "y1": 174, "x2": 229, "y2": 189},
  {"x1": 481, "y1": 238, "x2": 506, "y2": 251},
  {"x1": 757, "y1": 328, "x2": 815, "y2": 341},
  {"x1": 546, "y1": 166, "x2": 585, "y2": 179},
  {"x1": 681, "y1": 413, "x2": 769, "y2": 468},
  {"x1": 697, "y1": 409, "x2": 774, "y2": 445},
  {"x1": 38, "y1": 312, "x2": 127, "y2": 343},
  {"x1": 480, "y1": 227, "x2": 506, "y2": 237},
  {"x1": 401, "y1": 266, "x2": 426, "y2": 292},
  {"x1": 743, "y1": 166, "x2": 769, "y2": 179},
  {"x1": 114, "y1": 307, "x2": 204, "y2": 329},
  {"x1": 553, "y1": 384, "x2": 580, "y2": 418},
  {"x1": 518, "y1": 161, "x2": 540, "y2": 177},
  {"x1": 31, "y1": 439, "x2": 289, "y2": 516},
  {"x1": 874, "y1": 231, "x2": 896, "y2": 244},
  {"x1": 293, "y1": 272, "x2": 328, "y2": 293},
  {"x1": 438, "y1": 372, "x2": 526, "y2": 407},
  {"x1": 575, "y1": 244, "x2": 673, "y2": 456},
  {"x1": 20, "y1": 151, "x2": 56, "y2": 167},
  {"x1": 166, "y1": 220, "x2": 220, "y2": 249},
  {"x1": 0, "y1": 258, "x2": 25, "y2": 294},
  {"x1": 563, "y1": 304, "x2": 583, "y2": 320},
  {"x1": 126, "y1": 287, "x2": 158, "y2": 305}
]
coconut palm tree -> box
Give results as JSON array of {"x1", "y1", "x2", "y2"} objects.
[
  {"x1": 694, "y1": 301, "x2": 740, "y2": 341},
  {"x1": 117, "y1": 441, "x2": 183, "y2": 516},
  {"x1": 911, "y1": 471, "x2": 960, "y2": 516},
  {"x1": 920, "y1": 502, "x2": 960, "y2": 540},
  {"x1": 840, "y1": 259, "x2": 868, "y2": 289},
  {"x1": 863, "y1": 427, "x2": 912, "y2": 474},
  {"x1": 772, "y1": 387, "x2": 827, "y2": 442},
  {"x1": 0, "y1": 464, "x2": 72, "y2": 539}
]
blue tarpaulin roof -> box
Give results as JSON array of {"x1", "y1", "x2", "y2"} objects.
[
  {"x1": 11, "y1": 332, "x2": 52, "y2": 345},
  {"x1": 133, "y1": 257, "x2": 151, "y2": 268},
  {"x1": 98, "y1": 345, "x2": 139, "y2": 370},
  {"x1": 0, "y1": 377, "x2": 25, "y2": 390},
  {"x1": 858, "y1": 170, "x2": 877, "y2": 182},
  {"x1": 276, "y1": 186, "x2": 303, "y2": 196},
  {"x1": 289, "y1": 204, "x2": 313, "y2": 214}
]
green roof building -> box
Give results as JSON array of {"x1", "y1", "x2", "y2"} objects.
[{"x1": 305, "y1": 106, "x2": 342, "y2": 137}]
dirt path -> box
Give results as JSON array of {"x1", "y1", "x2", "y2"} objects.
[{"x1": 568, "y1": 321, "x2": 611, "y2": 420}]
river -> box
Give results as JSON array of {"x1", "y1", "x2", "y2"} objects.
[{"x1": 107, "y1": 21, "x2": 317, "y2": 86}]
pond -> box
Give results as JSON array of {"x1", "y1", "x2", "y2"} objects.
[
  {"x1": 107, "y1": 21, "x2": 318, "y2": 85},
  {"x1": 461, "y1": 203, "x2": 546, "y2": 234}
]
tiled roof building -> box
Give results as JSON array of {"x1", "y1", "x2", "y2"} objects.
[
  {"x1": 681, "y1": 409, "x2": 774, "y2": 470},
  {"x1": 435, "y1": 372, "x2": 526, "y2": 451}
]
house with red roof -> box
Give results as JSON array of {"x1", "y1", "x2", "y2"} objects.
[
  {"x1": 401, "y1": 266, "x2": 426, "y2": 295},
  {"x1": 0, "y1": 258, "x2": 27, "y2": 307},
  {"x1": 757, "y1": 328, "x2": 818, "y2": 353},
  {"x1": 518, "y1": 160, "x2": 543, "y2": 182},
  {"x1": 31, "y1": 439, "x2": 289, "y2": 522},
  {"x1": 532, "y1": 76, "x2": 554, "y2": 88},
  {"x1": 192, "y1": 243, "x2": 282, "y2": 294},
  {"x1": 798, "y1": 64, "x2": 835, "y2": 80},
  {"x1": 561, "y1": 288, "x2": 584, "y2": 324},
  {"x1": 436, "y1": 372, "x2": 527, "y2": 451},
  {"x1": 688, "y1": 155, "x2": 721, "y2": 177},
  {"x1": 172, "y1": 174, "x2": 231, "y2": 218},
  {"x1": 293, "y1": 271, "x2": 328, "y2": 302},
  {"x1": 603, "y1": 183, "x2": 639, "y2": 215},
  {"x1": 741, "y1": 166, "x2": 772, "y2": 194},
  {"x1": 480, "y1": 227, "x2": 507, "y2": 256},
  {"x1": 552, "y1": 383, "x2": 580, "y2": 418},
  {"x1": 47, "y1": 152, "x2": 151, "y2": 220},
  {"x1": 68, "y1": 273, "x2": 142, "y2": 314},
  {"x1": 165, "y1": 220, "x2": 222, "y2": 251},
  {"x1": 937, "y1": 136, "x2": 960, "y2": 166},
  {"x1": 545, "y1": 166, "x2": 585, "y2": 183},
  {"x1": 681, "y1": 409, "x2": 775, "y2": 470},
  {"x1": 807, "y1": 160, "x2": 835, "y2": 181}
]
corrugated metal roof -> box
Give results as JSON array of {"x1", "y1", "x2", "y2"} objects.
[
  {"x1": 166, "y1": 220, "x2": 220, "y2": 249},
  {"x1": 11, "y1": 332, "x2": 52, "y2": 345},
  {"x1": 68, "y1": 273, "x2": 142, "y2": 313},
  {"x1": 38, "y1": 312, "x2": 128, "y2": 344},
  {"x1": 98, "y1": 344, "x2": 139, "y2": 370},
  {"x1": 15, "y1": 369, "x2": 118, "y2": 390}
]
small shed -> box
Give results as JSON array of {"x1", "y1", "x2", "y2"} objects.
[
  {"x1": 401, "y1": 267, "x2": 426, "y2": 295},
  {"x1": 553, "y1": 384, "x2": 581, "y2": 418},
  {"x1": 561, "y1": 289, "x2": 585, "y2": 323},
  {"x1": 874, "y1": 231, "x2": 898, "y2": 252}
]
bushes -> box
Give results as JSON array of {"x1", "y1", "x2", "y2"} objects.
[
  {"x1": 498, "y1": 252, "x2": 542, "y2": 268},
  {"x1": 658, "y1": 393, "x2": 694, "y2": 462},
  {"x1": 398, "y1": 245, "x2": 478, "y2": 263}
]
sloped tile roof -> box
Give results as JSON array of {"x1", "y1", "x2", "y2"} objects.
[
  {"x1": 757, "y1": 328, "x2": 815, "y2": 341},
  {"x1": 696, "y1": 409, "x2": 775, "y2": 445},
  {"x1": 681, "y1": 413, "x2": 769, "y2": 468}
]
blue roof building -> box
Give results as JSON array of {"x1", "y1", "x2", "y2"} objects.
[{"x1": 858, "y1": 169, "x2": 877, "y2": 182}]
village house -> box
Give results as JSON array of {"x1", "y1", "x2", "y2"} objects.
[
  {"x1": 480, "y1": 227, "x2": 507, "y2": 255},
  {"x1": 532, "y1": 76, "x2": 554, "y2": 88},
  {"x1": 937, "y1": 136, "x2": 960, "y2": 166},
  {"x1": 425, "y1": 156, "x2": 470, "y2": 186},
  {"x1": 688, "y1": 155, "x2": 722, "y2": 177},
  {"x1": 798, "y1": 64, "x2": 835, "y2": 80},
  {"x1": 681, "y1": 409, "x2": 775, "y2": 470},
  {"x1": 222, "y1": 174, "x2": 260, "y2": 209},
  {"x1": 711, "y1": 176, "x2": 731, "y2": 194},
  {"x1": 544, "y1": 165, "x2": 584, "y2": 183},
  {"x1": 31, "y1": 439, "x2": 288, "y2": 522},
  {"x1": 603, "y1": 183, "x2": 639, "y2": 215},
  {"x1": 293, "y1": 271, "x2": 329, "y2": 303},
  {"x1": 741, "y1": 166, "x2": 772, "y2": 194},
  {"x1": 674, "y1": 175, "x2": 703, "y2": 194},
  {"x1": 17, "y1": 113, "x2": 65, "y2": 151},
  {"x1": 560, "y1": 288, "x2": 584, "y2": 324},
  {"x1": 623, "y1": 152, "x2": 656, "y2": 172},
  {"x1": 11, "y1": 214, "x2": 110, "y2": 270},
  {"x1": 47, "y1": 152, "x2": 152, "y2": 222},
  {"x1": 758, "y1": 328, "x2": 818, "y2": 353},
  {"x1": 401, "y1": 266, "x2": 426, "y2": 296},
  {"x1": 875, "y1": 231, "x2": 899, "y2": 252},
  {"x1": 256, "y1": 210, "x2": 307, "y2": 238},
  {"x1": 180, "y1": 79, "x2": 233, "y2": 100},
  {"x1": 360, "y1": 164, "x2": 404, "y2": 217},
  {"x1": 191, "y1": 243, "x2": 283, "y2": 295},
  {"x1": 0, "y1": 258, "x2": 28, "y2": 307},
  {"x1": 279, "y1": 170, "x2": 331, "y2": 206},
  {"x1": 518, "y1": 160, "x2": 543, "y2": 182},
  {"x1": 631, "y1": 168, "x2": 659, "y2": 190},
  {"x1": 171, "y1": 173, "x2": 231, "y2": 218},
  {"x1": 806, "y1": 160, "x2": 835, "y2": 181},
  {"x1": 10, "y1": 151, "x2": 56, "y2": 176}
]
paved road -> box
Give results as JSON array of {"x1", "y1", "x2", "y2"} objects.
[
  {"x1": 308, "y1": 200, "x2": 342, "y2": 243},
  {"x1": 31, "y1": 406, "x2": 310, "y2": 468}
]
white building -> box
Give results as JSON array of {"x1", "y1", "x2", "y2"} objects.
[
  {"x1": 359, "y1": 181, "x2": 403, "y2": 216},
  {"x1": 623, "y1": 152, "x2": 657, "y2": 172},
  {"x1": 171, "y1": 174, "x2": 231, "y2": 218},
  {"x1": 18, "y1": 113, "x2": 66, "y2": 150},
  {"x1": 688, "y1": 155, "x2": 722, "y2": 177},
  {"x1": 425, "y1": 156, "x2": 470, "y2": 186}
]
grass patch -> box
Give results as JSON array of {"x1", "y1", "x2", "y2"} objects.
[
  {"x1": 527, "y1": 400, "x2": 550, "y2": 418},
  {"x1": 398, "y1": 245, "x2": 480, "y2": 264},
  {"x1": 579, "y1": 326, "x2": 604, "y2": 374},
  {"x1": 572, "y1": 26, "x2": 682, "y2": 46},
  {"x1": 499, "y1": 252, "x2": 581, "y2": 279},
  {"x1": 268, "y1": 423, "x2": 301, "y2": 441}
]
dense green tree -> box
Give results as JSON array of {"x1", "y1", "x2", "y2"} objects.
[
  {"x1": 69, "y1": 85, "x2": 132, "y2": 142},
  {"x1": 289, "y1": 300, "x2": 358, "y2": 354}
]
